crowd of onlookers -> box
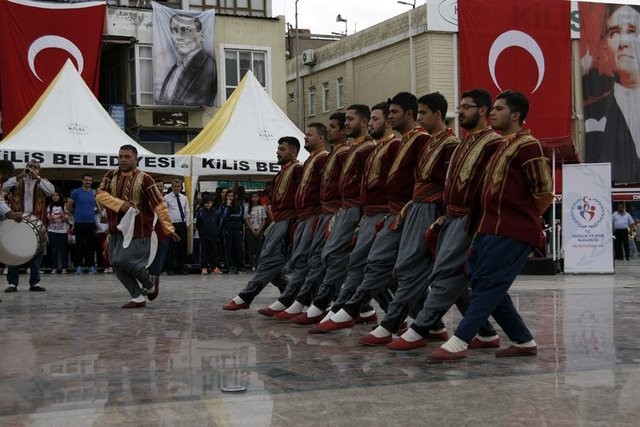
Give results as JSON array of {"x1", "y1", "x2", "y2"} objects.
[
  {"x1": 193, "y1": 186, "x2": 271, "y2": 274},
  {"x1": 0, "y1": 182, "x2": 272, "y2": 275}
]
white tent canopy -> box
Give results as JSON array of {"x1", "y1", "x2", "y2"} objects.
[
  {"x1": 177, "y1": 70, "x2": 307, "y2": 181},
  {"x1": 0, "y1": 60, "x2": 190, "y2": 178}
]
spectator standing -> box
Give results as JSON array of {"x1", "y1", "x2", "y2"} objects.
[
  {"x1": 47, "y1": 192, "x2": 69, "y2": 274},
  {"x1": 220, "y1": 190, "x2": 244, "y2": 273},
  {"x1": 148, "y1": 180, "x2": 170, "y2": 278},
  {"x1": 95, "y1": 204, "x2": 110, "y2": 272},
  {"x1": 196, "y1": 196, "x2": 220, "y2": 274},
  {"x1": 164, "y1": 179, "x2": 190, "y2": 274},
  {"x1": 245, "y1": 193, "x2": 267, "y2": 271},
  {"x1": 612, "y1": 203, "x2": 635, "y2": 260},
  {"x1": 67, "y1": 174, "x2": 97, "y2": 274}
]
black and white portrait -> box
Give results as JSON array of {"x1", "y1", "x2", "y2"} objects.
[{"x1": 152, "y1": 2, "x2": 217, "y2": 106}]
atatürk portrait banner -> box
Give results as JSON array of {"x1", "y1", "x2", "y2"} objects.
[{"x1": 152, "y1": 2, "x2": 217, "y2": 107}]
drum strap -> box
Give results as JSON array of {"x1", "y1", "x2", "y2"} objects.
[{"x1": 14, "y1": 179, "x2": 47, "y2": 223}]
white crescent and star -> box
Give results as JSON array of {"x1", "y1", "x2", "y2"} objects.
[
  {"x1": 27, "y1": 35, "x2": 84, "y2": 82},
  {"x1": 488, "y1": 30, "x2": 545, "y2": 94}
]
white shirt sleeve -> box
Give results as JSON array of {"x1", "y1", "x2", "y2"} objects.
[
  {"x1": 2, "y1": 177, "x2": 17, "y2": 192},
  {"x1": 38, "y1": 178, "x2": 55, "y2": 196}
]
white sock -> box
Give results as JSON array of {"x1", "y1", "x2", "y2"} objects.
[
  {"x1": 513, "y1": 339, "x2": 536, "y2": 348},
  {"x1": 232, "y1": 296, "x2": 246, "y2": 304},
  {"x1": 331, "y1": 309, "x2": 354, "y2": 323},
  {"x1": 359, "y1": 309, "x2": 375, "y2": 318},
  {"x1": 405, "y1": 316, "x2": 415, "y2": 328},
  {"x1": 400, "y1": 328, "x2": 424, "y2": 342},
  {"x1": 268, "y1": 301, "x2": 287, "y2": 311},
  {"x1": 475, "y1": 334, "x2": 499, "y2": 342},
  {"x1": 371, "y1": 326, "x2": 391, "y2": 338},
  {"x1": 306, "y1": 304, "x2": 323, "y2": 317},
  {"x1": 441, "y1": 335, "x2": 468, "y2": 352},
  {"x1": 285, "y1": 301, "x2": 304, "y2": 314},
  {"x1": 132, "y1": 295, "x2": 145, "y2": 303},
  {"x1": 319, "y1": 311, "x2": 334, "y2": 324}
]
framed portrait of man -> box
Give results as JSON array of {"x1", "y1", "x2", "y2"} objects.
[
  {"x1": 152, "y1": 2, "x2": 217, "y2": 107},
  {"x1": 581, "y1": 2, "x2": 640, "y2": 184}
]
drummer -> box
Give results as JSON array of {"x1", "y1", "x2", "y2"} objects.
[
  {"x1": 0, "y1": 160, "x2": 22, "y2": 222},
  {"x1": 2, "y1": 159, "x2": 54, "y2": 293},
  {"x1": 0, "y1": 160, "x2": 23, "y2": 302}
]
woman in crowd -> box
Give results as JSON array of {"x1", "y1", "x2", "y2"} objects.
[
  {"x1": 220, "y1": 190, "x2": 244, "y2": 273},
  {"x1": 244, "y1": 192, "x2": 267, "y2": 271},
  {"x1": 47, "y1": 192, "x2": 69, "y2": 273},
  {"x1": 95, "y1": 204, "x2": 111, "y2": 272}
]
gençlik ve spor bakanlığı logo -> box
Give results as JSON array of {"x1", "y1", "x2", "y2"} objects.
[{"x1": 570, "y1": 196, "x2": 605, "y2": 229}]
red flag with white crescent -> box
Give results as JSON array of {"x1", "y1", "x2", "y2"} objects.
[
  {"x1": 0, "y1": 0, "x2": 105, "y2": 135},
  {"x1": 458, "y1": 0, "x2": 572, "y2": 147}
]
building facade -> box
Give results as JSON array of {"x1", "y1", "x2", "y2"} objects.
[
  {"x1": 286, "y1": 6, "x2": 458, "y2": 130},
  {"x1": 99, "y1": 0, "x2": 286, "y2": 154},
  {"x1": 285, "y1": 3, "x2": 585, "y2": 168}
]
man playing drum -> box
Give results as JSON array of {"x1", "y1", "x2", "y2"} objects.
[
  {"x1": 3, "y1": 159, "x2": 53, "y2": 293},
  {"x1": 96, "y1": 144, "x2": 179, "y2": 308},
  {"x1": 0, "y1": 160, "x2": 26, "y2": 301}
]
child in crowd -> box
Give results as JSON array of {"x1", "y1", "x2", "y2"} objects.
[
  {"x1": 47, "y1": 192, "x2": 69, "y2": 273},
  {"x1": 196, "y1": 196, "x2": 221, "y2": 274}
]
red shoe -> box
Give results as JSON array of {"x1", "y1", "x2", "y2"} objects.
[
  {"x1": 356, "y1": 313, "x2": 378, "y2": 324},
  {"x1": 122, "y1": 301, "x2": 146, "y2": 309},
  {"x1": 386, "y1": 337, "x2": 428, "y2": 351},
  {"x1": 426, "y1": 330, "x2": 449, "y2": 341},
  {"x1": 495, "y1": 345, "x2": 537, "y2": 357},
  {"x1": 313, "y1": 318, "x2": 356, "y2": 333},
  {"x1": 427, "y1": 347, "x2": 468, "y2": 362},
  {"x1": 223, "y1": 300, "x2": 250, "y2": 311},
  {"x1": 293, "y1": 312, "x2": 327, "y2": 325},
  {"x1": 468, "y1": 337, "x2": 501, "y2": 349},
  {"x1": 308, "y1": 325, "x2": 328, "y2": 334},
  {"x1": 257, "y1": 307, "x2": 282, "y2": 317},
  {"x1": 357, "y1": 333, "x2": 392, "y2": 346},
  {"x1": 147, "y1": 275, "x2": 160, "y2": 301},
  {"x1": 273, "y1": 310, "x2": 302, "y2": 321}
]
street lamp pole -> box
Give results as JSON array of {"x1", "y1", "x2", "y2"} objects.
[
  {"x1": 398, "y1": 0, "x2": 416, "y2": 94},
  {"x1": 295, "y1": 0, "x2": 302, "y2": 129}
]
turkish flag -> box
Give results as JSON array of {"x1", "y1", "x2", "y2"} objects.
[
  {"x1": 0, "y1": 0, "x2": 105, "y2": 135},
  {"x1": 458, "y1": 0, "x2": 571, "y2": 147}
]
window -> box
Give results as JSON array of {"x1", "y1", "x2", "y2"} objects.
[
  {"x1": 189, "y1": 0, "x2": 266, "y2": 16},
  {"x1": 223, "y1": 46, "x2": 269, "y2": 100},
  {"x1": 144, "y1": 0, "x2": 180, "y2": 7},
  {"x1": 336, "y1": 77, "x2": 345, "y2": 109},
  {"x1": 129, "y1": 44, "x2": 153, "y2": 106},
  {"x1": 321, "y1": 82, "x2": 329, "y2": 112},
  {"x1": 308, "y1": 86, "x2": 316, "y2": 117}
]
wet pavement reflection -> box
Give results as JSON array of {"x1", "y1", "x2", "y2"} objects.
[{"x1": 1, "y1": 261, "x2": 640, "y2": 425}]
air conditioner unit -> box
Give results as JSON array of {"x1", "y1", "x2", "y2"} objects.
[{"x1": 302, "y1": 49, "x2": 316, "y2": 65}]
